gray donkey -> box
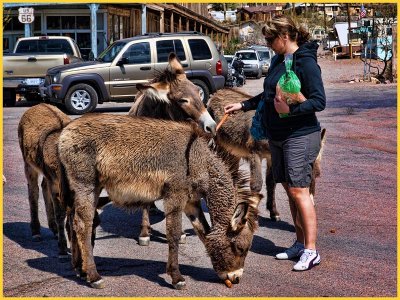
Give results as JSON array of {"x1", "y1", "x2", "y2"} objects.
[{"x1": 59, "y1": 115, "x2": 261, "y2": 289}]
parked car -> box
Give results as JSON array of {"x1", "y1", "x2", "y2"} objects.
[
  {"x1": 3, "y1": 36, "x2": 83, "y2": 107},
  {"x1": 234, "y1": 49, "x2": 263, "y2": 79},
  {"x1": 249, "y1": 45, "x2": 274, "y2": 75},
  {"x1": 40, "y1": 32, "x2": 227, "y2": 114},
  {"x1": 224, "y1": 54, "x2": 235, "y2": 66}
]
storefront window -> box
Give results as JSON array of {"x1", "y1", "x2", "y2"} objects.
[
  {"x1": 76, "y1": 16, "x2": 90, "y2": 29},
  {"x1": 47, "y1": 16, "x2": 60, "y2": 29},
  {"x1": 62, "y1": 16, "x2": 75, "y2": 29}
]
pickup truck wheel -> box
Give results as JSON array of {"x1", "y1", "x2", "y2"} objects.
[
  {"x1": 190, "y1": 79, "x2": 210, "y2": 106},
  {"x1": 64, "y1": 83, "x2": 98, "y2": 115},
  {"x1": 3, "y1": 88, "x2": 16, "y2": 107}
]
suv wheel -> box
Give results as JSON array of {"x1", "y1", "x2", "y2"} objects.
[
  {"x1": 256, "y1": 69, "x2": 262, "y2": 79},
  {"x1": 64, "y1": 83, "x2": 98, "y2": 114},
  {"x1": 191, "y1": 79, "x2": 210, "y2": 105}
]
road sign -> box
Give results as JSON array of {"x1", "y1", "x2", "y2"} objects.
[{"x1": 18, "y1": 7, "x2": 34, "y2": 24}]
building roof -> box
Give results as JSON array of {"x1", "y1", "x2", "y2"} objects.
[{"x1": 237, "y1": 5, "x2": 282, "y2": 14}]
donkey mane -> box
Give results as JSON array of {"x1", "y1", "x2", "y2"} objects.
[{"x1": 151, "y1": 68, "x2": 179, "y2": 85}]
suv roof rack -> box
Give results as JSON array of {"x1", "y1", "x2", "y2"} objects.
[{"x1": 142, "y1": 31, "x2": 203, "y2": 37}]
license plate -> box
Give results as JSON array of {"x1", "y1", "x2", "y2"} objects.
[{"x1": 24, "y1": 78, "x2": 44, "y2": 86}]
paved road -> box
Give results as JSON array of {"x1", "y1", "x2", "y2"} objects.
[{"x1": 3, "y1": 75, "x2": 397, "y2": 297}]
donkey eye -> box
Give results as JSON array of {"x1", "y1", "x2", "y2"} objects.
[{"x1": 177, "y1": 99, "x2": 189, "y2": 104}]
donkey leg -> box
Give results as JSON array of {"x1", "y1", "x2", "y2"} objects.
[
  {"x1": 139, "y1": 205, "x2": 151, "y2": 246},
  {"x1": 41, "y1": 178, "x2": 58, "y2": 238},
  {"x1": 51, "y1": 185, "x2": 68, "y2": 259},
  {"x1": 184, "y1": 198, "x2": 210, "y2": 244},
  {"x1": 266, "y1": 157, "x2": 280, "y2": 221},
  {"x1": 249, "y1": 154, "x2": 263, "y2": 192},
  {"x1": 164, "y1": 196, "x2": 186, "y2": 289},
  {"x1": 73, "y1": 198, "x2": 103, "y2": 288},
  {"x1": 24, "y1": 162, "x2": 41, "y2": 241},
  {"x1": 67, "y1": 209, "x2": 84, "y2": 278}
]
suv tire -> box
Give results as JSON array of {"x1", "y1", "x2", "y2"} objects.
[
  {"x1": 3, "y1": 88, "x2": 16, "y2": 107},
  {"x1": 64, "y1": 83, "x2": 98, "y2": 115},
  {"x1": 191, "y1": 79, "x2": 210, "y2": 105},
  {"x1": 256, "y1": 69, "x2": 262, "y2": 79}
]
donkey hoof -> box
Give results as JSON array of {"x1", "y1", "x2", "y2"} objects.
[
  {"x1": 139, "y1": 236, "x2": 150, "y2": 246},
  {"x1": 173, "y1": 281, "x2": 186, "y2": 290},
  {"x1": 179, "y1": 233, "x2": 187, "y2": 244},
  {"x1": 32, "y1": 234, "x2": 42, "y2": 242},
  {"x1": 271, "y1": 215, "x2": 281, "y2": 222},
  {"x1": 90, "y1": 278, "x2": 105, "y2": 289}
]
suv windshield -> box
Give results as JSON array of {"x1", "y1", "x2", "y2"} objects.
[
  {"x1": 237, "y1": 52, "x2": 257, "y2": 60},
  {"x1": 258, "y1": 51, "x2": 271, "y2": 60},
  {"x1": 98, "y1": 41, "x2": 128, "y2": 62}
]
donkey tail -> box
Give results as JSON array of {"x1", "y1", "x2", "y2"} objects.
[{"x1": 59, "y1": 162, "x2": 74, "y2": 209}]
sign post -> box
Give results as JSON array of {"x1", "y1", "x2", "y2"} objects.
[{"x1": 18, "y1": 7, "x2": 34, "y2": 37}]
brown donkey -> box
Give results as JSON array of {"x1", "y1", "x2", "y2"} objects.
[
  {"x1": 59, "y1": 115, "x2": 261, "y2": 289},
  {"x1": 17, "y1": 53, "x2": 215, "y2": 255},
  {"x1": 128, "y1": 53, "x2": 218, "y2": 246},
  {"x1": 18, "y1": 103, "x2": 71, "y2": 257},
  {"x1": 207, "y1": 88, "x2": 327, "y2": 220}
]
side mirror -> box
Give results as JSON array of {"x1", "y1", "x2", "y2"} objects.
[{"x1": 116, "y1": 57, "x2": 129, "y2": 66}]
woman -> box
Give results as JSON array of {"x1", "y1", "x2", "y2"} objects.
[{"x1": 225, "y1": 15, "x2": 326, "y2": 271}]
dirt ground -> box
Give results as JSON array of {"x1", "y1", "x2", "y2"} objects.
[{"x1": 2, "y1": 55, "x2": 397, "y2": 297}]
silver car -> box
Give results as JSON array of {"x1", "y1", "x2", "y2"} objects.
[
  {"x1": 235, "y1": 49, "x2": 263, "y2": 79},
  {"x1": 249, "y1": 45, "x2": 275, "y2": 75}
]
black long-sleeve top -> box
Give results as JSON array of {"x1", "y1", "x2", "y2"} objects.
[{"x1": 242, "y1": 42, "x2": 326, "y2": 141}]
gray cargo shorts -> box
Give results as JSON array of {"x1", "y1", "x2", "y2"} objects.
[{"x1": 269, "y1": 131, "x2": 321, "y2": 188}]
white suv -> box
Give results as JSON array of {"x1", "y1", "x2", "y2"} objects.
[{"x1": 235, "y1": 49, "x2": 263, "y2": 79}]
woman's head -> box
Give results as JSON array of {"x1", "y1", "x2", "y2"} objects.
[{"x1": 262, "y1": 15, "x2": 310, "y2": 51}]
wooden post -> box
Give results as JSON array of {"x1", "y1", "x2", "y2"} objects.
[
  {"x1": 170, "y1": 12, "x2": 174, "y2": 32},
  {"x1": 160, "y1": 11, "x2": 164, "y2": 33}
]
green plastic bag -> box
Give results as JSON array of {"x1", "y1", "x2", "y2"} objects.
[{"x1": 277, "y1": 54, "x2": 301, "y2": 118}]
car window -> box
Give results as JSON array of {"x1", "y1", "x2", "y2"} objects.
[
  {"x1": 237, "y1": 52, "x2": 257, "y2": 60},
  {"x1": 188, "y1": 39, "x2": 212, "y2": 60},
  {"x1": 156, "y1": 39, "x2": 186, "y2": 63},
  {"x1": 124, "y1": 42, "x2": 151, "y2": 64},
  {"x1": 15, "y1": 39, "x2": 73, "y2": 55},
  {"x1": 258, "y1": 51, "x2": 270, "y2": 60},
  {"x1": 98, "y1": 40, "x2": 128, "y2": 62}
]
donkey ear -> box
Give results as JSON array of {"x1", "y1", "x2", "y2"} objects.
[
  {"x1": 137, "y1": 82, "x2": 170, "y2": 103},
  {"x1": 230, "y1": 202, "x2": 249, "y2": 232},
  {"x1": 168, "y1": 52, "x2": 185, "y2": 75}
]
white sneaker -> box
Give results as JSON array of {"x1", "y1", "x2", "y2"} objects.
[
  {"x1": 275, "y1": 241, "x2": 305, "y2": 260},
  {"x1": 293, "y1": 249, "x2": 320, "y2": 271}
]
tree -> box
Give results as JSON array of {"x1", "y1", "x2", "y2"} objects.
[
  {"x1": 361, "y1": 3, "x2": 396, "y2": 82},
  {"x1": 3, "y1": 9, "x2": 12, "y2": 30}
]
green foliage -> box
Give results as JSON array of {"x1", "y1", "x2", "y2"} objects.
[{"x1": 224, "y1": 37, "x2": 241, "y2": 55}]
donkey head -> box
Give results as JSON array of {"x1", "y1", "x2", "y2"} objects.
[
  {"x1": 205, "y1": 192, "x2": 261, "y2": 284},
  {"x1": 134, "y1": 53, "x2": 216, "y2": 135}
]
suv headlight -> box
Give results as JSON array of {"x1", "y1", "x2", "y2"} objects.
[{"x1": 53, "y1": 73, "x2": 61, "y2": 84}]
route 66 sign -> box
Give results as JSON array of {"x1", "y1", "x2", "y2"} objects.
[{"x1": 18, "y1": 7, "x2": 34, "y2": 24}]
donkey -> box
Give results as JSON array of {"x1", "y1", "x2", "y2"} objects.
[
  {"x1": 17, "y1": 103, "x2": 71, "y2": 257},
  {"x1": 207, "y1": 88, "x2": 327, "y2": 220},
  {"x1": 59, "y1": 115, "x2": 261, "y2": 289},
  {"x1": 128, "y1": 52, "x2": 216, "y2": 246},
  {"x1": 17, "y1": 53, "x2": 216, "y2": 255}
]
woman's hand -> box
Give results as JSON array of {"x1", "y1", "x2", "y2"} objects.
[
  {"x1": 224, "y1": 102, "x2": 242, "y2": 114},
  {"x1": 274, "y1": 86, "x2": 290, "y2": 114}
]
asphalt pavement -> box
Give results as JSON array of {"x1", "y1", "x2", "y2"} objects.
[{"x1": 2, "y1": 74, "x2": 397, "y2": 297}]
